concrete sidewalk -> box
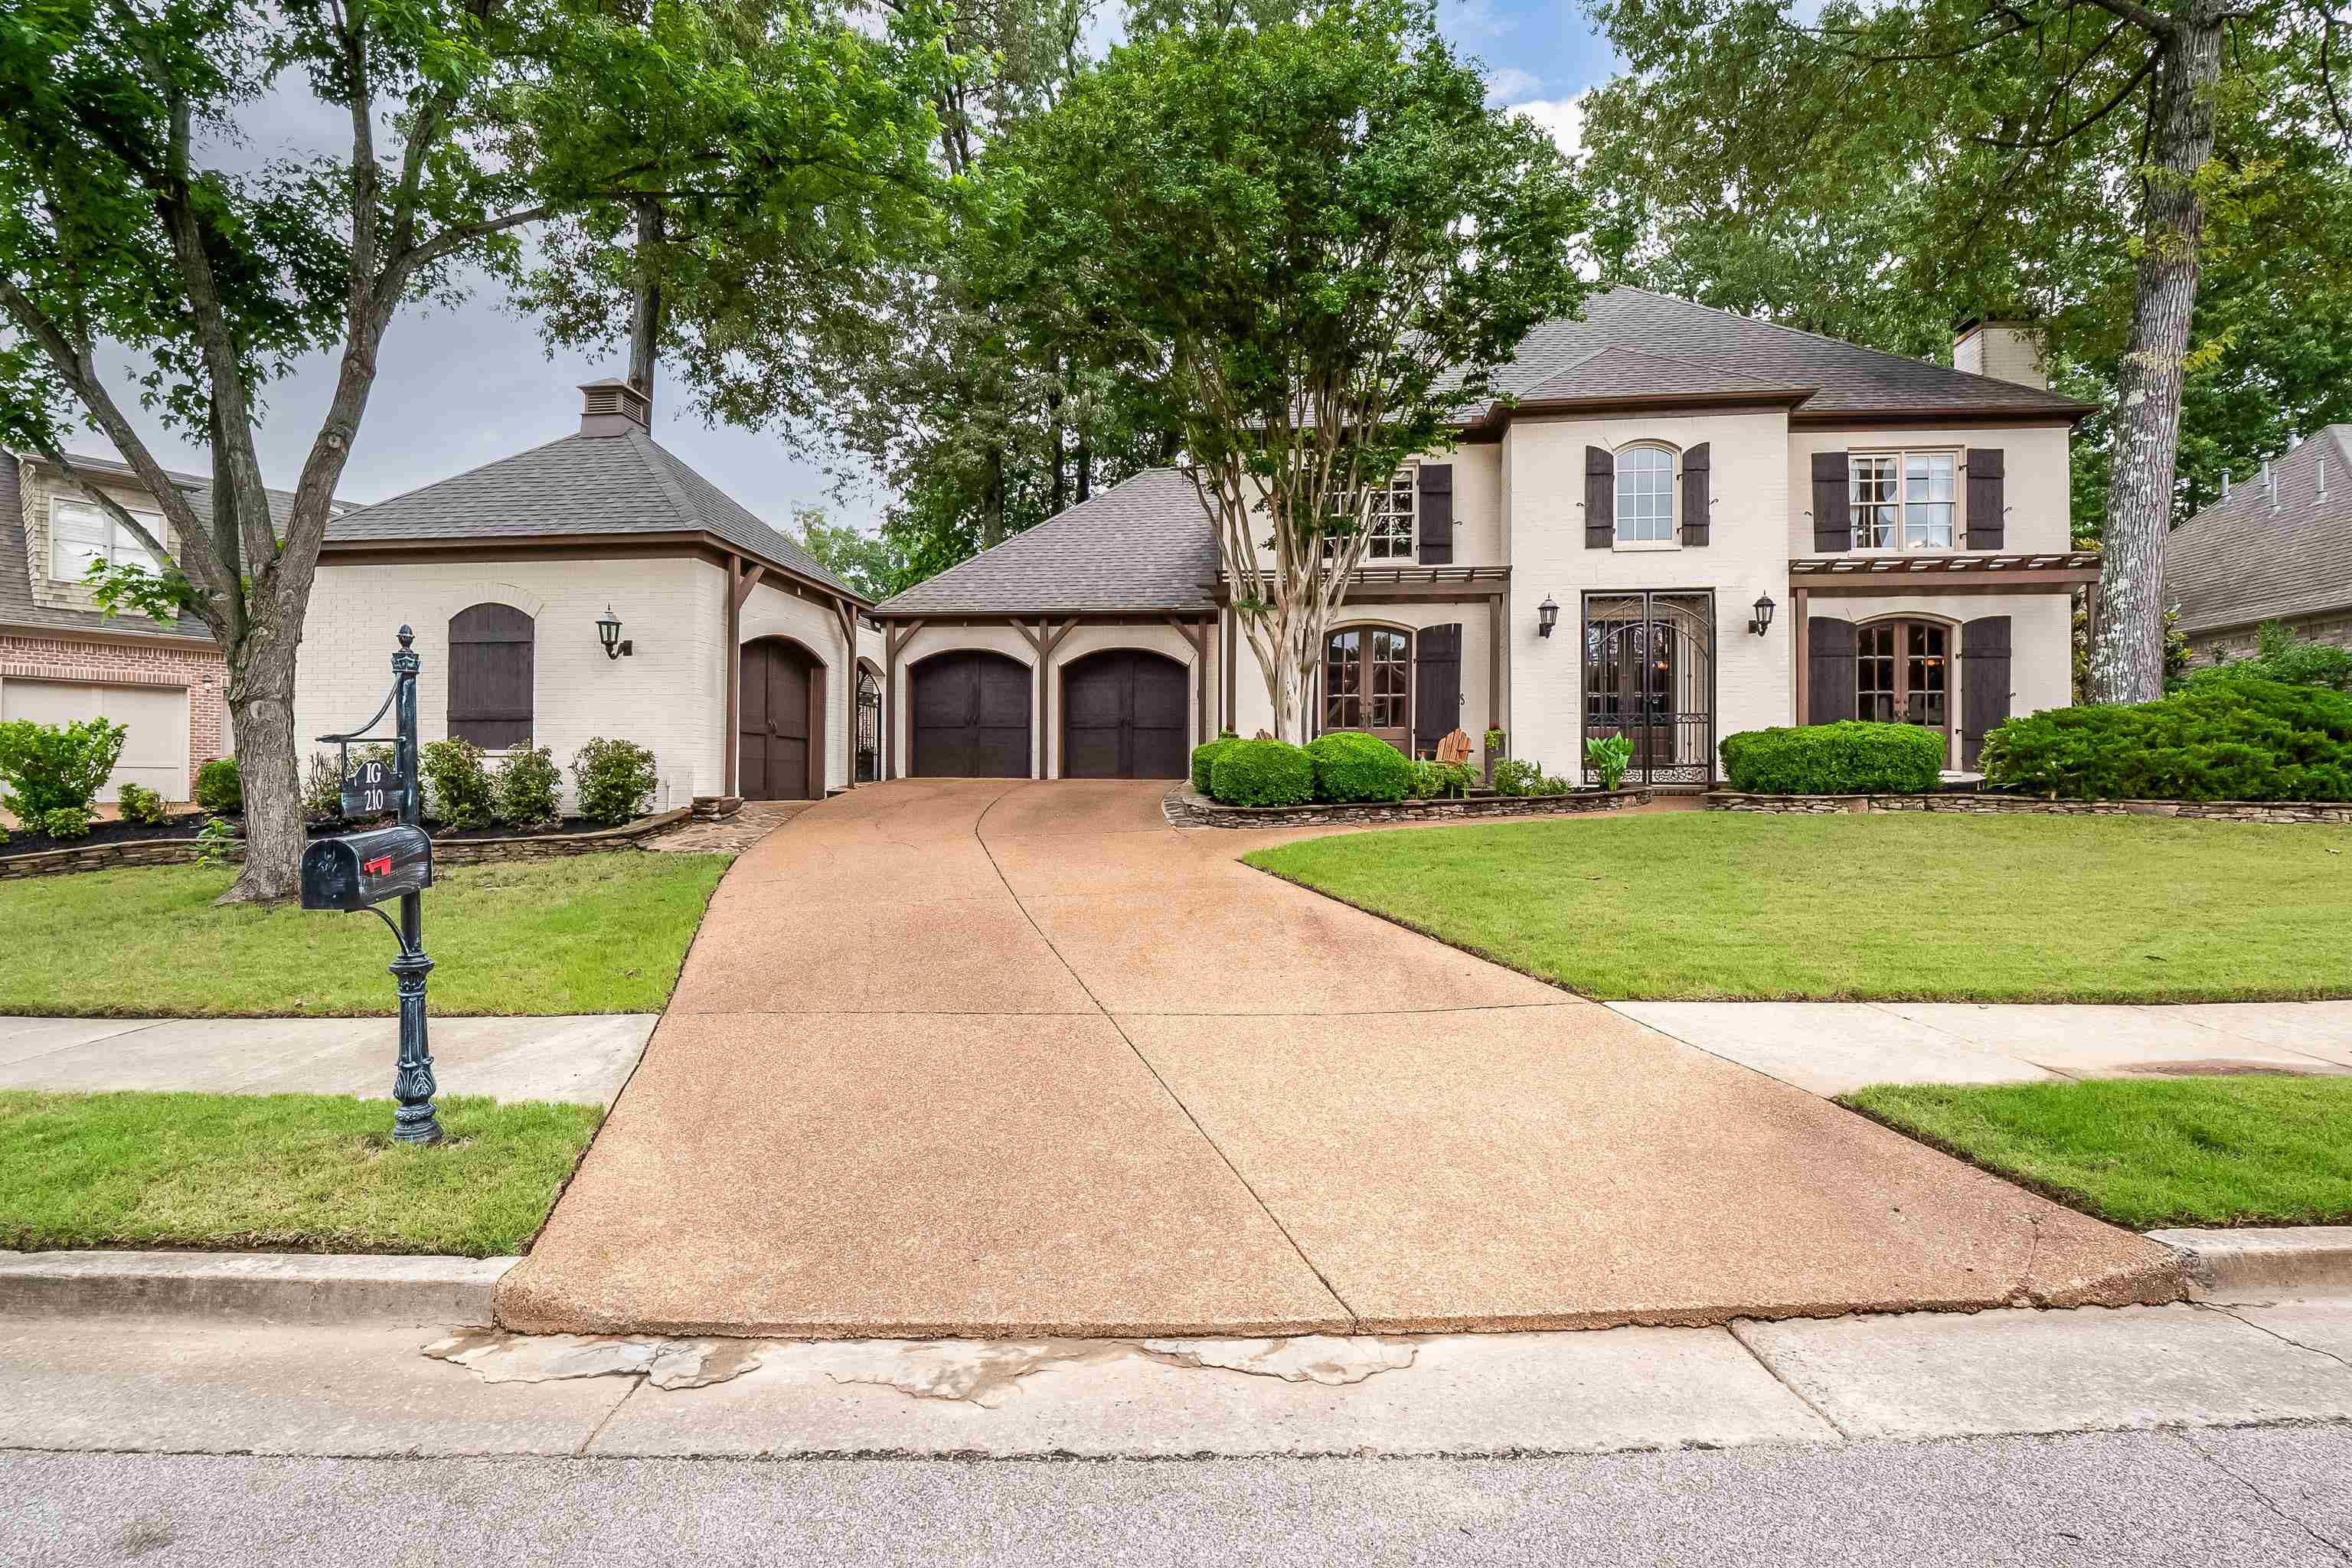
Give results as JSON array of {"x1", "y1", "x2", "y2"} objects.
[
  {"x1": 0, "y1": 1013, "x2": 655, "y2": 1106},
  {"x1": 1610, "y1": 1000, "x2": 2352, "y2": 1096}
]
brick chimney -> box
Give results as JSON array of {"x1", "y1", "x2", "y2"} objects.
[
  {"x1": 1952, "y1": 318, "x2": 2047, "y2": 390},
  {"x1": 578, "y1": 378, "x2": 651, "y2": 438}
]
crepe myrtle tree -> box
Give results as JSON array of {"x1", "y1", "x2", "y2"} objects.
[
  {"x1": 0, "y1": 0, "x2": 949, "y2": 901},
  {"x1": 998, "y1": 0, "x2": 1589, "y2": 740}
]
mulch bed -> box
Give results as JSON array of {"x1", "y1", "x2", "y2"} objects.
[{"x1": 1, "y1": 813, "x2": 217, "y2": 858}]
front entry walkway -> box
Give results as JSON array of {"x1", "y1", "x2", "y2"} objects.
[{"x1": 501, "y1": 781, "x2": 2177, "y2": 1338}]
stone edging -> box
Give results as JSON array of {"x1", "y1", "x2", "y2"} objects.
[
  {"x1": 1165, "y1": 786, "x2": 1652, "y2": 829},
  {"x1": 1704, "y1": 791, "x2": 2352, "y2": 825},
  {"x1": 0, "y1": 806, "x2": 693, "y2": 880}
]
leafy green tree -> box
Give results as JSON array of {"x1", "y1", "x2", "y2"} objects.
[
  {"x1": 1581, "y1": 0, "x2": 2352, "y2": 705},
  {"x1": 999, "y1": 0, "x2": 1587, "y2": 739},
  {"x1": 0, "y1": 0, "x2": 950, "y2": 900},
  {"x1": 787, "y1": 505, "x2": 918, "y2": 600}
]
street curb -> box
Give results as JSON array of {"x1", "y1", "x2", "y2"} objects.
[
  {"x1": 2147, "y1": 1227, "x2": 2352, "y2": 1294},
  {"x1": 0, "y1": 1250, "x2": 518, "y2": 1325}
]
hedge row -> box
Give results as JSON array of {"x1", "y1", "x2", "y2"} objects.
[
  {"x1": 1718, "y1": 721, "x2": 1945, "y2": 795},
  {"x1": 1191, "y1": 730, "x2": 1418, "y2": 807}
]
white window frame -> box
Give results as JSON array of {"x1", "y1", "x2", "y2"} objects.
[
  {"x1": 1614, "y1": 443, "x2": 1679, "y2": 550},
  {"x1": 49, "y1": 497, "x2": 166, "y2": 581},
  {"x1": 1325, "y1": 466, "x2": 1418, "y2": 564},
  {"x1": 1849, "y1": 449, "x2": 1958, "y2": 552}
]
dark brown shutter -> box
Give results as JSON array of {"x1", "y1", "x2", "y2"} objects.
[
  {"x1": 1586, "y1": 446, "x2": 1615, "y2": 549},
  {"x1": 1807, "y1": 617, "x2": 1856, "y2": 724},
  {"x1": 1680, "y1": 443, "x2": 1711, "y2": 546},
  {"x1": 1413, "y1": 623, "x2": 1462, "y2": 755},
  {"x1": 1416, "y1": 463, "x2": 1454, "y2": 564},
  {"x1": 1811, "y1": 452, "x2": 1851, "y2": 552},
  {"x1": 1961, "y1": 615, "x2": 2013, "y2": 768},
  {"x1": 1965, "y1": 448, "x2": 2006, "y2": 549},
  {"x1": 447, "y1": 603, "x2": 534, "y2": 749}
]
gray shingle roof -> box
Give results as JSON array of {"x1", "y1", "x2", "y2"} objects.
[
  {"x1": 326, "y1": 428, "x2": 860, "y2": 601},
  {"x1": 1458, "y1": 287, "x2": 2089, "y2": 420},
  {"x1": 2165, "y1": 426, "x2": 2352, "y2": 635},
  {"x1": 875, "y1": 469, "x2": 1217, "y2": 616},
  {"x1": 0, "y1": 450, "x2": 276, "y2": 645},
  {"x1": 1513, "y1": 344, "x2": 1816, "y2": 405}
]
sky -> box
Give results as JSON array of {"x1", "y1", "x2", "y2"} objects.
[{"x1": 90, "y1": 0, "x2": 1618, "y2": 532}]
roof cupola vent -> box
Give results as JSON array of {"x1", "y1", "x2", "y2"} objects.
[{"x1": 578, "y1": 379, "x2": 651, "y2": 438}]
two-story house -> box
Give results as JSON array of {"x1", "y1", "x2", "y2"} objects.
[
  {"x1": 0, "y1": 451, "x2": 247, "y2": 805},
  {"x1": 870, "y1": 291, "x2": 2096, "y2": 786}
]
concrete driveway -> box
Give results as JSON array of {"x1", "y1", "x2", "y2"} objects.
[{"x1": 501, "y1": 780, "x2": 2177, "y2": 1338}]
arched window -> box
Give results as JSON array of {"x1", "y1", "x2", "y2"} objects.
[
  {"x1": 1615, "y1": 445, "x2": 1676, "y2": 542},
  {"x1": 448, "y1": 603, "x2": 534, "y2": 749}
]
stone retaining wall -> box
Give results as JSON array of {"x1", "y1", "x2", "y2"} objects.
[
  {"x1": 0, "y1": 807, "x2": 692, "y2": 880},
  {"x1": 1704, "y1": 791, "x2": 2352, "y2": 825},
  {"x1": 1165, "y1": 786, "x2": 1651, "y2": 830}
]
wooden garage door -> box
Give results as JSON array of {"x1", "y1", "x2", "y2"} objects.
[
  {"x1": 910, "y1": 652, "x2": 1031, "y2": 777},
  {"x1": 0, "y1": 678, "x2": 188, "y2": 802},
  {"x1": 1062, "y1": 650, "x2": 1189, "y2": 779},
  {"x1": 739, "y1": 639, "x2": 817, "y2": 800}
]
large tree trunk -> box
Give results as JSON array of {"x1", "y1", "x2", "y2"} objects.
[
  {"x1": 628, "y1": 196, "x2": 666, "y2": 413},
  {"x1": 220, "y1": 630, "x2": 305, "y2": 903},
  {"x1": 2087, "y1": 5, "x2": 2224, "y2": 704}
]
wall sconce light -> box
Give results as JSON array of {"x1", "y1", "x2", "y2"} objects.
[
  {"x1": 1537, "y1": 595, "x2": 1560, "y2": 638},
  {"x1": 596, "y1": 606, "x2": 633, "y2": 659},
  {"x1": 1748, "y1": 593, "x2": 1776, "y2": 636}
]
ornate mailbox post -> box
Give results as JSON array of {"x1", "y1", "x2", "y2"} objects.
[{"x1": 305, "y1": 626, "x2": 443, "y2": 1144}]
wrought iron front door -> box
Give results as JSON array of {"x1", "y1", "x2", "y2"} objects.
[{"x1": 1583, "y1": 592, "x2": 1717, "y2": 786}]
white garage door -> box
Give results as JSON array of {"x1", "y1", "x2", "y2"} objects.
[{"x1": 0, "y1": 678, "x2": 189, "y2": 802}]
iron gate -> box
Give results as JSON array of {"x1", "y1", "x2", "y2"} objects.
[
  {"x1": 855, "y1": 667, "x2": 880, "y2": 782},
  {"x1": 1582, "y1": 591, "x2": 1717, "y2": 786}
]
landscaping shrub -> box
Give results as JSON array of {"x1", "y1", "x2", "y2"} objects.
[
  {"x1": 1719, "y1": 721, "x2": 1945, "y2": 795},
  {"x1": 0, "y1": 717, "x2": 127, "y2": 821},
  {"x1": 301, "y1": 752, "x2": 342, "y2": 819},
  {"x1": 1584, "y1": 733, "x2": 1634, "y2": 791},
  {"x1": 1303, "y1": 730, "x2": 1413, "y2": 802},
  {"x1": 572, "y1": 737, "x2": 660, "y2": 825},
  {"x1": 194, "y1": 756, "x2": 241, "y2": 814},
  {"x1": 2196, "y1": 621, "x2": 2352, "y2": 693},
  {"x1": 420, "y1": 738, "x2": 496, "y2": 829},
  {"x1": 1981, "y1": 674, "x2": 2352, "y2": 802},
  {"x1": 1191, "y1": 736, "x2": 1241, "y2": 795},
  {"x1": 41, "y1": 805, "x2": 93, "y2": 841},
  {"x1": 1491, "y1": 756, "x2": 1541, "y2": 795},
  {"x1": 494, "y1": 744, "x2": 564, "y2": 831},
  {"x1": 1410, "y1": 759, "x2": 1475, "y2": 799},
  {"x1": 1208, "y1": 738, "x2": 1315, "y2": 807},
  {"x1": 116, "y1": 782, "x2": 167, "y2": 828}
]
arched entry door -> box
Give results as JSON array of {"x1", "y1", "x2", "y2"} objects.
[
  {"x1": 1063, "y1": 649, "x2": 1189, "y2": 778},
  {"x1": 1582, "y1": 592, "x2": 1715, "y2": 786},
  {"x1": 740, "y1": 637, "x2": 822, "y2": 799},
  {"x1": 910, "y1": 651, "x2": 1031, "y2": 777}
]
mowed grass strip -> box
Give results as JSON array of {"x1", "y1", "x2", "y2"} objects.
[
  {"x1": 1244, "y1": 813, "x2": 2352, "y2": 1002},
  {"x1": 0, "y1": 1090, "x2": 603, "y2": 1256},
  {"x1": 1841, "y1": 1078, "x2": 2352, "y2": 1230},
  {"x1": 0, "y1": 854, "x2": 731, "y2": 1017}
]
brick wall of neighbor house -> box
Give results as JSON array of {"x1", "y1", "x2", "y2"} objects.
[
  {"x1": 2187, "y1": 608, "x2": 2352, "y2": 663},
  {"x1": 0, "y1": 633, "x2": 227, "y2": 799},
  {"x1": 294, "y1": 554, "x2": 727, "y2": 810}
]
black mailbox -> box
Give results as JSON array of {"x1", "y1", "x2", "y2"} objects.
[{"x1": 301, "y1": 825, "x2": 434, "y2": 911}]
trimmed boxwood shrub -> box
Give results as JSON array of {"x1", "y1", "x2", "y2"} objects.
[
  {"x1": 193, "y1": 756, "x2": 241, "y2": 814},
  {"x1": 1980, "y1": 674, "x2": 2352, "y2": 801},
  {"x1": 1191, "y1": 736, "x2": 1240, "y2": 795},
  {"x1": 573, "y1": 736, "x2": 661, "y2": 825},
  {"x1": 1208, "y1": 738, "x2": 1315, "y2": 807},
  {"x1": 1302, "y1": 730, "x2": 1413, "y2": 802},
  {"x1": 420, "y1": 737, "x2": 497, "y2": 828},
  {"x1": 1719, "y1": 721, "x2": 1946, "y2": 795}
]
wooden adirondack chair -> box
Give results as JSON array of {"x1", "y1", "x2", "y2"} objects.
[{"x1": 1432, "y1": 729, "x2": 1475, "y2": 766}]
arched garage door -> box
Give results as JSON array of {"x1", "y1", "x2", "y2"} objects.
[
  {"x1": 910, "y1": 651, "x2": 1031, "y2": 777},
  {"x1": 740, "y1": 637, "x2": 821, "y2": 800},
  {"x1": 1062, "y1": 649, "x2": 1189, "y2": 779}
]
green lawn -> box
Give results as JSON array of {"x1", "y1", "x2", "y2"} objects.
[
  {"x1": 0, "y1": 854, "x2": 731, "y2": 1017},
  {"x1": 1844, "y1": 1078, "x2": 2352, "y2": 1230},
  {"x1": 1244, "y1": 813, "x2": 2352, "y2": 1002},
  {"x1": 0, "y1": 1091, "x2": 602, "y2": 1255}
]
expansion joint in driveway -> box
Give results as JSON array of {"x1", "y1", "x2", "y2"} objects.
[{"x1": 969, "y1": 782, "x2": 1364, "y2": 1332}]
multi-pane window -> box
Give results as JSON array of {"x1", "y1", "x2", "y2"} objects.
[
  {"x1": 1324, "y1": 626, "x2": 1410, "y2": 735},
  {"x1": 1615, "y1": 446, "x2": 1675, "y2": 542},
  {"x1": 1855, "y1": 619, "x2": 1949, "y2": 732},
  {"x1": 1851, "y1": 451, "x2": 1956, "y2": 550},
  {"x1": 1328, "y1": 469, "x2": 1416, "y2": 561},
  {"x1": 49, "y1": 498, "x2": 165, "y2": 580}
]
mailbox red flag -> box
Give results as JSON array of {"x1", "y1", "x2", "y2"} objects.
[{"x1": 363, "y1": 854, "x2": 394, "y2": 877}]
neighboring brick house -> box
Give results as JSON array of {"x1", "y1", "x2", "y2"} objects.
[
  {"x1": 0, "y1": 451, "x2": 266, "y2": 804},
  {"x1": 2166, "y1": 425, "x2": 2352, "y2": 662}
]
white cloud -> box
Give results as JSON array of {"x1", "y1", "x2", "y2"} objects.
[
  {"x1": 1511, "y1": 97, "x2": 1584, "y2": 161},
  {"x1": 1485, "y1": 66, "x2": 1544, "y2": 105}
]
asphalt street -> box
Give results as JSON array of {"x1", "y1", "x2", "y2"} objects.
[{"x1": 6, "y1": 1426, "x2": 2350, "y2": 1567}]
